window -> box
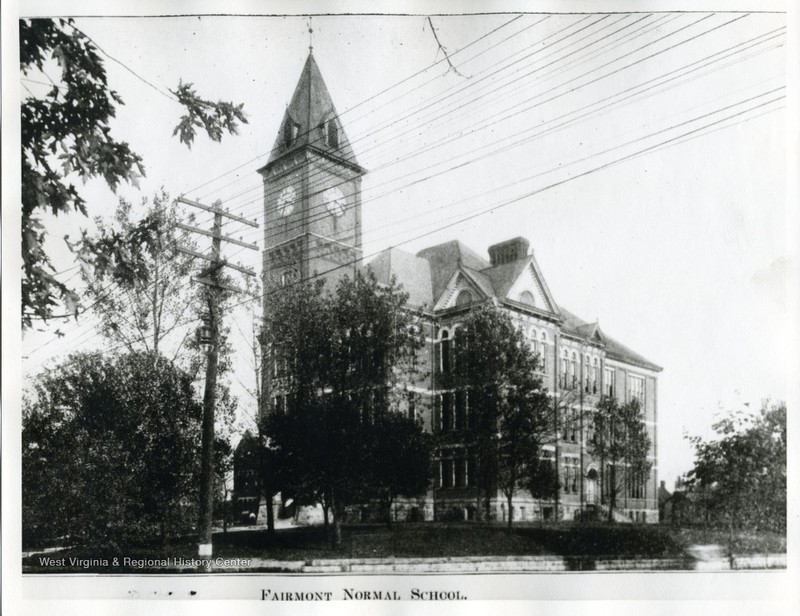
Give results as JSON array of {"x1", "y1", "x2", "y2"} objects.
[
  {"x1": 540, "y1": 332, "x2": 547, "y2": 373},
  {"x1": 584, "y1": 355, "x2": 591, "y2": 392},
  {"x1": 563, "y1": 456, "x2": 579, "y2": 493},
  {"x1": 604, "y1": 367, "x2": 615, "y2": 397},
  {"x1": 519, "y1": 290, "x2": 535, "y2": 306},
  {"x1": 560, "y1": 351, "x2": 569, "y2": 389},
  {"x1": 281, "y1": 268, "x2": 298, "y2": 286},
  {"x1": 284, "y1": 120, "x2": 299, "y2": 146},
  {"x1": 592, "y1": 358, "x2": 599, "y2": 394},
  {"x1": 441, "y1": 453, "x2": 453, "y2": 489},
  {"x1": 455, "y1": 390, "x2": 466, "y2": 430},
  {"x1": 454, "y1": 457, "x2": 466, "y2": 488},
  {"x1": 326, "y1": 120, "x2": 339, "y2": 148},
  {"x1": 440, "y1": 330, "x2": 451, "y2": 374},
  {"x1": 407, "y1": 392, "x2": 417, "y2": 421},
  {"x1": 455, "y1": 289, "x2": 473, "y2": 306},
  {"x1": 628, "y1": 375, "x2": 645, "y2": 405},
  {"x1": 442, "y1": 393, "x2": 453, "y2": 431},
  {"x1": 568, "y1": 407, "x2": 578, "y2": 443},
  {"x1": 629, "y1": 470, "x2": 646, "y2": 499},
  {"x1": 570, "y1": 353, "x2": 577, "y2": 389},
  {"x1": 467, "y1": 454, "x2": 477, "y2": 487}
]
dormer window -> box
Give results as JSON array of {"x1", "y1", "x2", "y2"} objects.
[
  {"x1": 326, "y1": 120, "x2": 339, "y2": 149},
  {"x1": 284, "y1": 120, "x2": 300, "y2": 147}
]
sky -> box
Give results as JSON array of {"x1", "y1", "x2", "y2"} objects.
[{"x1": 12, "y1": 6, "x2": 793, "y2": 488}]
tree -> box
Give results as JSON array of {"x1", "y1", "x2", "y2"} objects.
[
  {"x1": 686, "y1": 400, "x2": 786, "y2": 534},
  {"x1": 22, "y1": 351, "x2": 203, "y2": 548},
  {"x1": 20, "y1": 18, "x2": 247, "y2": 327},
  {"x1": 79, "y1": 190, "x2": 199, "y2": 360},
  {"x1": 449, "y1": 305, "x2": 552, "y2": 525},
  {"x1": 370, "y1": 412, "x2": 433, "y2": 527},
  {"x1": 262, "y1": 272, "x2": 427, "y2": 545},
  {"x1": 587, "y1": 396, "x2": 652, "y2": 523}
]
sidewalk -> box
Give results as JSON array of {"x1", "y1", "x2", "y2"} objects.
[{"x1": 203, "y1": 548, "x2": 786, "y2": 573}]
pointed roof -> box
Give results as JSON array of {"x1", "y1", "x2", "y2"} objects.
[
  {"x1": 416, "y1": 240, "x2": 490, "y2": 301},
  {"x1": 266, "y1": 53, "x2": 361, "y2": 171},
  {"x1": 481, "y1": 257, "x2": 532, "y2": 299}
]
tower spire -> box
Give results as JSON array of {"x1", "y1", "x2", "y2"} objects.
[{"x1": 308, "y1": 16, "x2": 313, "y2": 54}]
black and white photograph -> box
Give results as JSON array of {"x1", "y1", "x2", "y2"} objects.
[{"x1": 2, "y1": 0, "x2": 797, "y2": 614}]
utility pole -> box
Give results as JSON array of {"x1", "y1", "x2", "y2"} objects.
[{"x1": 176, "y1": 196, "x2": 259, "y2": 565}]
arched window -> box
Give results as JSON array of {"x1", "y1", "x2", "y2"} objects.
[
  {"x1": 455, "y1": 289, "x2": 473, "y2": 306},
  {"x1": 519, "y1": 290, "x2": 535, "y2": 306},
  {"x1": 561, "y1": 350, "x2": 568, "y2": 389},
  {"x1": 592, "y1": 357, "x2": 599, "y2": 394}
]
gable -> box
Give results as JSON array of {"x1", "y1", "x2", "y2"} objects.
[
  {"x1": 434, "y1": 270, "x2": 489, "y2": 311},
  {"x1": 506, "y1": 262, "x2": 553, "y2": 312}
]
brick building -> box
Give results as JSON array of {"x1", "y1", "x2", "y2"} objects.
[{"x1": 257, "y1": 52, "x2": 662, "y2": 524}]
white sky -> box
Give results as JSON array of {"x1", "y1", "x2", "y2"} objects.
[{"x1": 11, "y1": 6, "x2": 793, "y2": 488}]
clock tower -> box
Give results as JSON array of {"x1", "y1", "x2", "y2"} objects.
[{"x1": 258, "y1": 52, "x2": 365, "y2": 293}]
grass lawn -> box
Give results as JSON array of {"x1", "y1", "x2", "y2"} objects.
[{"x1": 23, "y1": 521, "x2": 784, "y2": 573}]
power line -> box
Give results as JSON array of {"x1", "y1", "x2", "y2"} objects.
[
  {"x1": 23, "y1": 15, "x2": 780, "y2": 370},
  {"x1": 23, "y1": 25, "x2": 780, "y2": 366}
]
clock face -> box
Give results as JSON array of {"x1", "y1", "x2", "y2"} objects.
[
  {"x1": 323, "y1": 187, "x2": 346, "y2": 217},
  {"x1": 276, "y1": 185, "x2": 296, "y2": 216}
]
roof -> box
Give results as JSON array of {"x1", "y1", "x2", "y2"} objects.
[
  {"x1": 481, "y1": 257, "x2": 532, "y2": 299},
  {"x1": 415, "y1": 240, "x2": 490, "y2": 301},
  {"x1": 559, "y1": 308, "x2": 662, "y2": 371},
  {"x1": 266, "y1": 53, "x2": 360, "y2": 170},
  {"x1": 363, "y1": 247, "x2": 433, "y2": 308}
]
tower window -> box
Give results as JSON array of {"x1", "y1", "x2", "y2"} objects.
[
  {"x1": 284, "y1": 120, "x2": 300, "y2": 147},
  {"x1": 326, "y1": 120, "x2": 339, "y2": 149}
]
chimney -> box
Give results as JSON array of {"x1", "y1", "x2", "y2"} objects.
[{"x1": 487, "y1": 237, "x2": 530, "y2": 266}]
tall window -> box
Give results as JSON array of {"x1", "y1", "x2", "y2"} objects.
[
  {"x1": 540, "y1": 332, "x2": 547, "y2": 373},
  {"x1": 604, "y1": 367, "x2": 615, "y2": 397},
  {"x1": 284, "y1": 120, "x2": 299, "y2": 146},
  {"x1": 628, "y1": 375, "x2": 645, "y2": 405},
  {"x1": 568, "y1": 407, "x2": 578, "y2": 442},
  {"x1": 454, "y1": 456, "x2": 466, "y2": 487},
  {"x1": 455, "y1": 390, "x2": 466, "y2": 430},
  {"x1": 442, "y1": 393, "x2": 453, "y2": 431},
  {"x1": 407, "y1": 392, "x2": 417, "y2": 421},
  {"x1": 570, "y1": 353, "x2": 577, "y2": 389},
  {"x1": 563, "y1": 456, "x2": 579, "y2": 493},
  {"x1": 583, "y1": 355, "x2": 591, "y2": 392},
  {"x1": 281, "y1": 268, "x2": 298, "y2": 286},
  {"x1": 440, "y1": 330, "x2": 451, "y2": 374},
  {"x1": 592, "y1": 358, "x2": 599, "y2": 394},
  {"x1": 629, "y1": 470, "x2": 646, "y2": 499},
  {"x1": 441, "y1": 451, "x2": 453, "y2": 488},
  {"x1": 326, "y1": 120, "x2": 339, "y2": 148}
]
